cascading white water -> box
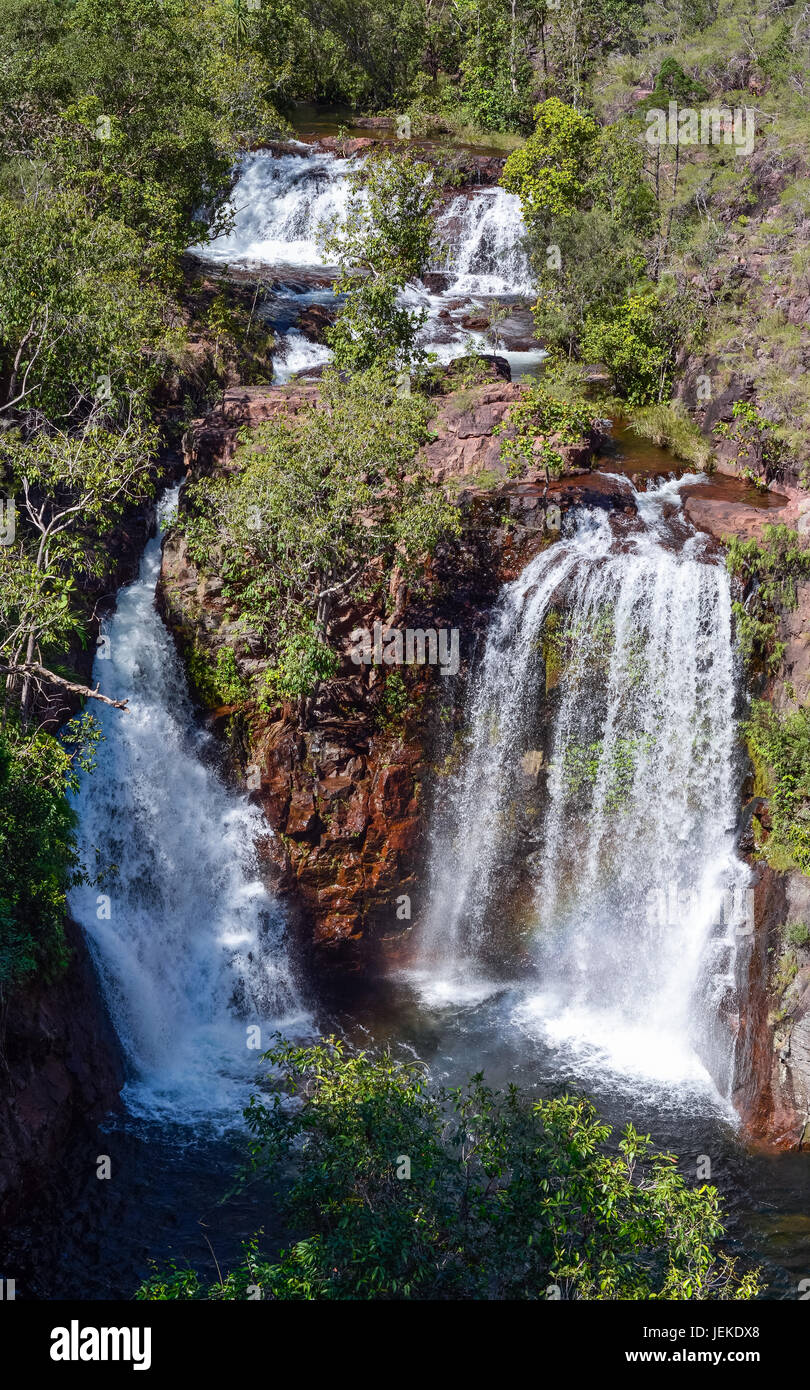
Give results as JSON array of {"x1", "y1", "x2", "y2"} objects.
[
  {"x1": 434, "y1": 189, "x2": 533, "y2": 295},
  {"x1": 196, "y1": 149, "x2": 532, "y2": 296},
  {"x1": 418, "y1": 478, "x2": 749, "y2": 1095},
  {"x1": 194, "y1": 149, "x2": 357, "y2": 268},
  {"x1": 193, "y1": 147, "x2": 540, "y2": 378},
  {"x1": 69, "y1": 489, "x2": 305, "y2": 1127}
]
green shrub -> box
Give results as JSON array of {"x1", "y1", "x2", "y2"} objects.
[
  {"x1": 580, "y1": 288, "x2": 675, "y2": 406},
  {"x1": 745, "y1": 701, "x2": 810, "y2": 874},
  {"x1": 136, "y1": 1038, "x2": 760, "y2": 1302},
  {"x1": 0, "y1": 717, "x2": 99, "y2": 992},
  {"x1": 784, "y1": 921, "x2": 810, "y2": 949},
  {"x1": 726, "y1": 524, "x2": 810, "y2": 671},
  {"x1": 497, "y1": 378, "x2": 598, "y2": 483}
]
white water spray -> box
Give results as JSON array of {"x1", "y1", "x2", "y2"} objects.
[
  {"x1": 69, "y1": 489, "x2": 305, "y2": 1126},
  {"x1": 434, "y1": 188, "x2": 533, "y2": 295},
  {"x1": 193, "y1": 148, "x2": 539, "y2": 379},
  {"x1": 418, "y1": 481, "x2": 748, "y2": 1096},
  {"x1": 195, "y1": 149, "x2": 356, "y2": 268},
  {"x1": 197, "y1": 150, "x2": 532, "y2": 296}
]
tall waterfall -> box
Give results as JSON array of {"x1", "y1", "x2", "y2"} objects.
[
  {"x1": 419, "y1": 479, "x2": 748, "y2": 1094},
  {"x1": 69, "y1": 490, "x2": 304, "y2": 1126}
]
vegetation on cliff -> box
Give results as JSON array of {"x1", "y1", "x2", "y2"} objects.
[
  {"x1": 0, "y1": 0, "x2": 286, "y2": 988},
  {"x1": 726, "y1": 524, "x2": 810, "y2": 672},
  {"x1": 180, "y1": 368, "x2": 459, "y2": 706}
]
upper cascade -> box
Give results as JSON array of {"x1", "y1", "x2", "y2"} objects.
[{"x1": 194, "y1": 149, "x2": 534, "y2": 297}]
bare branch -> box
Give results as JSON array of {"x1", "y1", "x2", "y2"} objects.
[{"x1": 0, "y1": 662, "x2": 129, "y2": 710}]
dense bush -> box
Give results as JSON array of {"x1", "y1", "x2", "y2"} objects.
[
  {"x1": 136, "y1": 1038, "x2": 760, "y2": 1301},
  {"x1": 745, "y1": 701, "x2": 810, "y2": 874},
  {"x1": 726, "y1": 524, "x2": 810, "y2": 671}
]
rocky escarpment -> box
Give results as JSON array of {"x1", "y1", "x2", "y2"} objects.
[
  {"x1": 0, "y1": 920, "x2": 123, "y2": 1223},
  {"x1": 733, "y1": 577, "x2": 810, "y2": 1151},
  {"x1": 671, "y1": 138, "x2": 810, "y2": 493},
  {"x1": 161, "y1": 374, "x2": 622, "y2": 968},
  {"x1": 163, "y1": 365, "x2": 810, "y2": 1144}
]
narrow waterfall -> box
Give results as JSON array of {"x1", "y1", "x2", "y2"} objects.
[
  {"x1": 69, "y1": 489, "x2": 304, "y2": 1126},
  {"x1": 435, "y1": 189, "x2": 534, "y2": 295},
  {"x1": 419, "y1": 480, "x2": 749, "y2": 1094}
]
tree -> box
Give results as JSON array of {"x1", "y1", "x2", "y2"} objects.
[
  {"x1": 180, "y1": 368, "x2": 459, "y2": 708},
  {"x1": 501, "y1": 97, "x2": 600, "y2": 225},
  {"x1": 0, "y1": 196, "x2": 170, "y2": 434},
  {"x1": 136, "y1": 1038, "x2": 761, "y2": 1300},
  {"x1": 0, "y1": 714, "x2": 100, "y2": 993},
  {"x1": 319, "y1": 151, "x2": 440, "y2": 372},
  {"x1": 579, "y1": 282, "x2": 701, "y2": 405},
  {"x1": 0, "y1": 410, "x2": 156, "y2": 714}
]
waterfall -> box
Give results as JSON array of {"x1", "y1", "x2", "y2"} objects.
[
  {"x1": 418, "y1": 479, "x2": 749, "y2": 1096},
  {"x1": 193, "y1": 148, "x2": 539, "y2": 382},
  {"x1": 434, "y1": 189, "x2": 533, "y2": 295},
  {"x1": 195, "y1": 149, "x2": 532, "y2": 297},
  {"x1": 195, "y1": 149, "x2": 357, "y2": 268},
  {"x1": 69, "y1": 489, "x2": 305, "y2": 1127}
]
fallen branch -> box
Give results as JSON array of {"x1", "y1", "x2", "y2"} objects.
[{"x1": 0, "y1": 662, "x2": 129, "y2": 710}]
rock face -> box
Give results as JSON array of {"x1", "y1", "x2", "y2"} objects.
[
  {"x1": 0, "y1": 920, "x2": 123, "y2": 1222},
  {"x1": 683, "y1": 494, "x2": 790, "y2": 543},
  {"x1": 733, "y1": 577, "x2": 810, "y2": 1149},
  {"x1": 733, "y1": 863, "x2": 810, "y2": 1149},
  {"x1": 167, "y1": 369, "x2": 810, "y2": 1142},
  {"x1": 163, "y1": 376, "x2": 624, "y2": 966},
  {"x1": 296, "y1": 303, "x2": 335, "y2": 343}
]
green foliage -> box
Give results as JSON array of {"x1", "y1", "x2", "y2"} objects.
[
  {"x1": 644, "y1": 56, "x2": 709, "y2": 107},
  {"x1": 562, "y1": 732, "x2": 652, "y2": 811},
  {"x1": 745, "y1": 701, "x2": 810, "y2": 875},
  {"x1": 0, "y1": 195, "x2": 167, "y2": 428},
  {"x1": 628, "y1": 402, "x2": 713, "y2": 469},
  {"x1": 497, "y1": 377, "x2": 598, "y2": 483},
  {"x1": 0, "y1": 0, "x2": 248, "y2": 253},
  {"x1": 501, "y1": 99, "x2": 600, "y2": 224},
  {"x1": 136, "y1": 1038, "x2": 760, "y2": 1300},
  {"x1": 259, "y1": 619, "x2": 340, "y2": 708},
  {"x1": 181, "y1": 368, "x2": 458, "y2": 703},
  {"x1": 320, "y1": 152, "x2": 439, "y2": 372},
  {"x1": 503, "y1": 100, "x2": 660, "y2": 362},
  {"x1": 188, "y1": 644, "x2": 252, "y2": 710},
  {"x1": 580, "y1": 286, "x2": 692, "y2": 406},
  {"x1": 0, "y1": 417, "x2": 156, "y2": 718},
  {"x1": 0, "y1": 715, "x2": 100, "y2": 990},
  {"x1": 376, "y1": 670, "x2": 411, "y2": 731},
  {"x1": 725, "y1": 524, "x2": 810, "y2": 671},
  {"x1": 784, "y1": 920, "x2": 810, "y2": 949},
  {"x1": 714, "y1": 401, "x2": 785, "y2": 488}
]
